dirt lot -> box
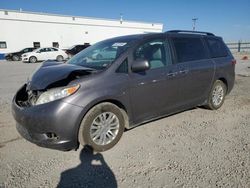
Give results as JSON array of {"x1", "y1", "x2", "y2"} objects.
[{"x1": 0, "y1": 56, "x2": 249, "y2": 188}]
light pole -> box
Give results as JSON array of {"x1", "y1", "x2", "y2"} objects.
[
  {"x1": 120, "y1": 13, "x2": 123, "y2": 24},
  {"x1": 192, "y1": 18, "x2": 198, "y2": 31}
]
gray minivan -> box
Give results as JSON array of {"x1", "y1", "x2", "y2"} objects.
[{"x1": 12, "y1": 30, "x2": 235, "y2": 151}]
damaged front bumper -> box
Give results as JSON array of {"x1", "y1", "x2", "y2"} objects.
[{"x1": 12, "y1": 84, "x2": 84, "y2": 151}]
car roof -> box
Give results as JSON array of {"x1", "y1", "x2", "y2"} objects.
[
  {"x1": 101, "y1": 33, "x2": 166, "y2": 44},
  {"x1": 36, "y1": 47, "x2": 59, "y2": 49},
  {"x1": 104, "y1": 30, "x2": 219, "y2": 42},
  {"x1": 165, "y1": 30, "x2": 223, "y2": 39}
]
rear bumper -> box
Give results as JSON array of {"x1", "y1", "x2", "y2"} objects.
[{"x1": 12, "y1": 87, "x2": 84, "y2": 151}]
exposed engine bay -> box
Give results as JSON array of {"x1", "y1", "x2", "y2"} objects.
[{"x1": 15, "y1": 61, "x2": 96, "y2": 107}]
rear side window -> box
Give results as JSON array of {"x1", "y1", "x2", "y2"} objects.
[
  {"x1": 172, "y1": 37, "x2": 207, "y2": 63},
  {"x1": 207, "y1": 38, "x2": 228, "y2": 58}
]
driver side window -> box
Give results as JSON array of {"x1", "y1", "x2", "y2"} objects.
[{"x1": 134, "y1": 39, "x2": 167, "y2": 70}]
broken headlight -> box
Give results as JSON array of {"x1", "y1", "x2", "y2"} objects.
[{"x1": 35, "y1": 84, "x2": 80, "y2": 105}]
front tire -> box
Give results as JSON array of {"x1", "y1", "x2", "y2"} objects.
[
  {"x1": 29, "y1": 56, "x2": 37, "y2": 63},
  {"x1": 12, "y1": 55, "x2": 20, "y2": 61},
  {"x1": 78, "y1": 102, "x2": 125, "y2": 152},
  {"x1": 205, "y1": 80, "x2": 227, "y2": 110}
]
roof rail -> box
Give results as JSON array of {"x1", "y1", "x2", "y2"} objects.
[{"x1": 166, "y1": 30, "x2": 215, "y2": 36}]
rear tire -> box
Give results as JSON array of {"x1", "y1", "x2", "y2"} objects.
[
  {"x1": 205, "y1": 80, "x2": 227, "y2": 110},
  {"x1": 56, "y1": 55, "x2": 63, "y2": 62},
  {"x1": 29, "y1": 56, "x2": 37, "y2": 63},
  {"x1": 78, "y1": 102, "x2": 125, "y2": 152}
]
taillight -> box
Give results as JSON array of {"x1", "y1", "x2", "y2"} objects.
[{"x1": 231, "y1": 59, "x2": 236, "y2": 65}]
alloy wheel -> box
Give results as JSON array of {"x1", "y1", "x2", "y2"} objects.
[
  {"x1": 212, "y1": 84, "x2": 224, "y2": 106},
  {"x1": 90, "y1": 112, "x2": 120, "y2": 145}
]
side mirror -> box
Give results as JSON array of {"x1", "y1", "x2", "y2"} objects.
[
  {"x1": 36, "y1": 51, "x2": 41, "y2": 53},
  {"x1": 131, "y1": 59, "x2": 150, "y2": 72}
]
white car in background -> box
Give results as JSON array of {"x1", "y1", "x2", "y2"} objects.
[{"x1": 21, "y1": 47, "x2": 68, "y2": 63}]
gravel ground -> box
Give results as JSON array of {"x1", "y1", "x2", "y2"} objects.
[{"x1": 0, "y1": 56, "x2": 249, "y2": 188}]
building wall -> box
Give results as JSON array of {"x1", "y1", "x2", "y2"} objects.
[{"x1": 0, "y1": 9, "x2": 163, "y2": 54}]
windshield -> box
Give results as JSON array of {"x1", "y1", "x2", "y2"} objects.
[{"x1": 67, "y1": 38, "x2": 134, "y2": 70}]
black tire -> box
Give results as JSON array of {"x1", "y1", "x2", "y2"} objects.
[
  {"x1": 205, "y1": 80, "x2": 227, "y2": 110},
  {"x1": 29, "y1": 56, "x2": 37, "y2": 63},
  {"x1": 78, "y1": 102, "x2": 125, "y2": 152},
  {"x1": 12, "y1": 55, "x2": 20, "y2": 61},
  {"x1": 56, "y1": 55, "x2": 63, "y2": 62}
]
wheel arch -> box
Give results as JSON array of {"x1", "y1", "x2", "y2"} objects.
[
  {"x1": 76, "y1": 99, "x2": 129, "y2": 150},
  {"x1": 77, "y1": 98, "x2": 130, "y2": 138},
  {"x1": 217, "y1": 77, "x2": 228, "y2": 93},
  {"x1": 29, "y1": 55, "x2": 37, "y2": 62}
]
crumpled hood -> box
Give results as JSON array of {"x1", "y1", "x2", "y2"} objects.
[{"x1": 27, "y1": 61, "x2": 94, "y2": 90}]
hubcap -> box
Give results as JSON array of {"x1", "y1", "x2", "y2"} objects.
[
  {"x1": 90, "y1": 112, "x2": 119, "y2": 145},
  {"x1": 30, "y1": 57, "x2": 36, "y2": 63},
  {"x1": 57, "y1": 56, "x2": 63, "y2": 61},
  {"x1": 212, "y1": 84, "x2": 224, "y2": 106},
  {"x1": 13, "y1": 56, "x2": 19, "y2": 61}
]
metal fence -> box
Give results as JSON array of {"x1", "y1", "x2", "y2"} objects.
[{"x1": 226, "y1": 41, "x2": 250, "y2": 52}]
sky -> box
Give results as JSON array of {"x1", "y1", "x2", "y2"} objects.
[{"x1": 0, "y1": 0, "x2": 250, "y2": 42}]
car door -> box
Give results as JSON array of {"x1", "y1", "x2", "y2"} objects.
[
  {"x1": 50, "y1": 48, "x2": 60, "y2": 59},
  {"x1": 170, "y1": 35, "x2": 215, "y2": 107},
  {"x1": 36, "y1": 48, "x2": 46, "y2": 61},
  {"x1": 47, "y1": 48, "x2": 58, "y2": 60},
  {"x1": 129, "y1": 37, "x2": 180, "y2": 124}
]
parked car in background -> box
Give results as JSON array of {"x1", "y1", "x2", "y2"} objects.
[
  {"x1": 21, "y1": 47, "x2": 68, "y2": 63},
  {"x1": 91, "y1": 46, "x2": 117, "y2": 60},
  {"x1": 65, "y1": 44, "x2": 90, "y2": 58},
  {"x1": 12, "y1": 30, "x2": 235, "y2": 152},
  {"x1": 5, "y1": 47, "x2": 36, "y2": 61}
]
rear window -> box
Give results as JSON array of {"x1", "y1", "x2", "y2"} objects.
[
  {"x1": 207, "y1": 38, "x2": 228, "y2": 58},
  {"x1": 172, "y1": 37, "x2": 207, "y2": 63}
]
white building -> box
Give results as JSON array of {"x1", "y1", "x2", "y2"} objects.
[{"x1": 0, "y1": 9, "x2": 163, "y2": 55}]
